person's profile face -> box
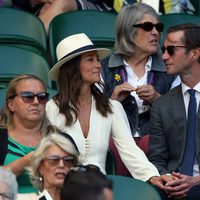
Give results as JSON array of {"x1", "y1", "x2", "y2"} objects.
[
  {"x1": 80, "y1": 51, "x2": 101, "y2": 85},
  {"x1": 162, "y1": 31, "x2": 189, "y2": 75}
]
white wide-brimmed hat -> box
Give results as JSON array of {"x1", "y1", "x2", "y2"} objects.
[{"x1": 49, "y1": 33, "x2": 111, "y2": 81}]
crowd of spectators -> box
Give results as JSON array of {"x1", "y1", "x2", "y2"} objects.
[{"x1": 0, "y1": 1, "x2": 199, "y2": 200}]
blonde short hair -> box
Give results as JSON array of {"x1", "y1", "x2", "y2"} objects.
[{"x1": 29, "y1": 132, "x2": 79, "y2": 191}]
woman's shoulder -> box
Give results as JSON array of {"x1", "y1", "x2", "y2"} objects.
[
  {"x1": 46, "y1": 98, "x2": 58, "y2": 111},
  {"x1": 109, "y1": 99, "x2": 124, "y2": 110}
]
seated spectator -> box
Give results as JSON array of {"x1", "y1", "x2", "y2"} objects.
[
  {"x1": 26, "y1": 132, "x2": 79, "y2": 200},
  {"x1": 101, "y1": 3, "x2": 176, "y2": 145},
  {"x1": 148, "y1": 23, "x2": 200, "y2": 199},
  {"x1": 61, "y1": 164, "x2": 113, "y2": 200},
  {"x1": 0, "y1": 74, "x2": 55, "y2": 194},
  {"x1": 0, "y1": 167, "x2": 18, "y2": 200}
]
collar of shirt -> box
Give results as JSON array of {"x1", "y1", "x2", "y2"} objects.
[
  {"x1": 181, "y1": 82, "x2": 200, "y2": 115},
  {"x1": 181, "y1": 82, "x2": 200, "y2": 95}
]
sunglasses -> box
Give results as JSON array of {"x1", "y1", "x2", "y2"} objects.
[
  {"x1": 44, "y1": 155, "x2": 76, "y2": 168},
  {"x1": 0, "y1": 193, "x2": 14, "y2": 200},
  {"x1": 162, "y1": 45, "x2": 187, "y2": 56},
  {"x1": 133, "y1": 22, "x2": 164, "y2": 32},
  {"x1": 12, "y1": 91, "x2": 49, "y2": 104}
]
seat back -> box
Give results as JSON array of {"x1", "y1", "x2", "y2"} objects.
[
  {"x1": 108, "y1": 175, "x2": 161, "y2": 200},
  {"x1": 159, "y1": 13, "x2": 200, "y2": 46},
  {"x1": 0, "y1": 88, "x2": 7, "y2": 111},
  {"x1": 109, "y1": 136, "x2": 149, "y2": 177},
  {"x1": 49, "y1": 10, "x2": 117, "y2": 64},
  {"x1": 0, "y1": 7, "x2": 47, "y2": 57},
  {"x1": 0, "y1": 45, "x2": 51, "y2": 88}
]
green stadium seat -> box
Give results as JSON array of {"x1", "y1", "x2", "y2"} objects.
[
  {"x1": 0, "y1": 7, "x2": 47, "y2": 58},
  {"x1": 0, "y1": 45, "x2": 51, "y2": 88},
  {"x1": 108, "y1": 175, "x2": 161, "y2": 200},
  {"x1": 49, "y1": 10, "x2": 117, "y2": 65},
  {"x1": 159, "y1": 13, "x2": 200, "y2": 46}
]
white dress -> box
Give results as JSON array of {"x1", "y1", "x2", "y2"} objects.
[{"x1": 46, "y1": 97, "x2": 159, "y2": 181}]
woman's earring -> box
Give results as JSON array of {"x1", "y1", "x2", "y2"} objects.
[{"x1": 39, "y1": 176, "x2": 43, "y2": 182}]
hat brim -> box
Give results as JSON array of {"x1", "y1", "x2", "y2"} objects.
[{"x1": 49, "y1": 48, "x2": 111, "y2": 81}]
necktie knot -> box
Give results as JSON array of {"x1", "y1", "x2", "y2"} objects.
[{"x1": 188, "y1": 89, "x2": 196, "y2": 96}]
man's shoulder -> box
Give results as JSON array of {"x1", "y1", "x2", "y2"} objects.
[{"x1": 154, "y1": 85, "x2": 181, "y2": 105}]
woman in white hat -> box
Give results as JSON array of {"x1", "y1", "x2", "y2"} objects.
[{"x1": 46, "y1": 33, "x2": 168, "y2": 189}]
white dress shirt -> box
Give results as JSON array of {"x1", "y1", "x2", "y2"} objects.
[{"x1": 181, "y1": 82, "x2": 200, "y2": 176}]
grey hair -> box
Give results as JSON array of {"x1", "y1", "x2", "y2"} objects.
[
  {"x1": 114, "y1": 3, "x2": 160, "y2": 56},
  {"x1": 28, "y1": 132, "x2": 79, "y2": 191},
  {"x1": 0, "y1": 167, "x2": 18, "y2": 200}
]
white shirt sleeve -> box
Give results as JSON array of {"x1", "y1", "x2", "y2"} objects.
[{"x1": 110, "y1": 100, "x2": 160, "y2": 181}]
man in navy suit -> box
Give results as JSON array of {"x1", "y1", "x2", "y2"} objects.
[{"x1": 148, "y1": 23, "x2": 200, "y2": 199}]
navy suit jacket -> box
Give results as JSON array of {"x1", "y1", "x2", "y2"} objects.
[{"x1": 148, "y1": 85, "x2": 200, "y2": 174}]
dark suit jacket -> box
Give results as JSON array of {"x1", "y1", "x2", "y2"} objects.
[{"x1": 148, "y1": 85, "x2": 200, "y2": 174}]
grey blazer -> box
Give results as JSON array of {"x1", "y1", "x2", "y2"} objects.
[{"x1": 148, "y1": 85, "x2": 200, "y2": 174}]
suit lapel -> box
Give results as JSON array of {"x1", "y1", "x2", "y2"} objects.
[{"x1": 171, "y1": 86, "x2": 187, "y2": 161}]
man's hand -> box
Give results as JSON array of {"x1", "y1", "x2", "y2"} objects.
[{"x1": 164, "y1": 172, "x2": 199, "y2": 199}]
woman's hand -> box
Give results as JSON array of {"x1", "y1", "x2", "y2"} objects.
[
  {"x1": 111, "y1": 82, "x2": 136, "y2": 102},
  {"x1": 136, "y1": 85, "x2": 161, "y2": 103}
]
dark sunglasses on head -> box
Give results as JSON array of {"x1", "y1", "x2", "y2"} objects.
[
  {"x1": 13, "y1": 91, "x2": 49, "y2": 104},
  {"x1": 133, "y1": 22, "x2": 164, "y2": 32},
  {"x1": 44, "y1": 155, "x2": 76, "y2": 167},
  {"x1": 162, "y1": 45, "x2": 187, "y2": 56}
]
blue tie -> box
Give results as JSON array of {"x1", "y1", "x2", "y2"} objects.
[{"x1": 181, "y1": 89, "x2": 196, "y2": 176}]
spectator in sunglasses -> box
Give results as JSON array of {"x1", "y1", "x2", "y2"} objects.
[
  {"x1": 0, "y1": 74, "x2": 55, "y2": 195},
  {"x1": 0, "y1": 167, "x2": 18, "y2": 200},
  {"x1": 27, "y1": 133, "x2": 79, "y2": 200},
  {"x1": 101, "y1": 3, "x2": 177, "y2": 155},
  {"x1": 148, "y1": 23, "x2": 200, "y2": 199},
  {"x1": 61, "y1": 164, "x2": 113, "y2": 200}
]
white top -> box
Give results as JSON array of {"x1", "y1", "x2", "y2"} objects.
[
  {"x1": 124, "y1": 56, "x2": 152, "y2": 114},
  {"x1": 46, "y1": 97, "x2": 159, "y2": 181}
]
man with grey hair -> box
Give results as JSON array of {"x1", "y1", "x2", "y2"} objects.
[{"x1": 0, "y1": 167, "x2": 18, "y2": 200}]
